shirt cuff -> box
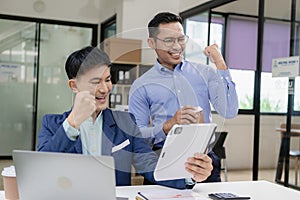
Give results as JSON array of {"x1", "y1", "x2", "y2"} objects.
[
  {"x1": 185, "y1": 178, "x2": 196, "y2": 189},
  {"x1": 63, "y1": 119, "x2": 80, "y2": 141},
  {"x1": 153, "y1": 130, "x2": 166, "y2": 145},
  {"x1": 218, "y1": 69, "x2": 232, "y2": 81}
]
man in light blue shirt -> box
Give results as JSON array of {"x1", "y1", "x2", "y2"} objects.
[
  {"x1": 129, "y1": 12, "x2": 238, "y2": 148},
  {"x1": 129, "y1": 12, "x2": 239, "y2": 183},
  {"x1": 129, "y1": 59, "x2": 238, "y2": 146}
]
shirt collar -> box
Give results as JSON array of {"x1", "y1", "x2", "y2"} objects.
[{"x1": 155, "y1": 59, "x2": 185, "y2": 74}]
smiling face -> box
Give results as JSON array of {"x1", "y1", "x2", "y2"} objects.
[
  {"x1": 148, "y1": 22, "x2": 186, "y2": 70},
  {"x1": 71, "y1": 65, "x2": 112, "y2": 114}
]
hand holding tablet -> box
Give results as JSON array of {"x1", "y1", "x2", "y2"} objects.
[{"x1": 154, "y1": 123, "x2": 217, "y2": 181}]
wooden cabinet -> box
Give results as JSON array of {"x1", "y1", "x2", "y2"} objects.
[
  {"x1": 109, "y1": 63, "x2": 152, "y2": 109},
  {"x1": 104, "y1": 37, "x2": 152, "y2": 109},
  {"x1": 104, "y1": 38, "x2": 142, "y2": 64}
]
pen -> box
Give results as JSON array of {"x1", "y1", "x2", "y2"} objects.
[{"x1": 137, "y1": 192, "x2": 149, "y2": 200}]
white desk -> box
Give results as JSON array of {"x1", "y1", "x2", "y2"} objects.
[
  {"x1": 117, "y1": 181, "x2": 300, "y2": 200},
  {"x1": 192, "y1": 180, "x2": 300, "y2": 199},
  {"x1": 1, "y1": 180, "x2": 300, "y2": 200},
  {"x1": 0, "y1": 191, "x2": 3, "y2": 200}
]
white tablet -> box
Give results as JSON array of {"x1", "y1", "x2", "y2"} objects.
[{"x1": 154, "y1": 123, "x2": 217, "y2": 181}]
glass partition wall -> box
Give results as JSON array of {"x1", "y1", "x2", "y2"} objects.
[
  {"x1": 36, "y1": 24, "x2": 94, "y2": 145},
  {"x1": 182, "y1": 0, "x2": 260, "y2": 181},
  {"x1": 181, "y1": 0, "x2": 300, "y2": 189},
  {"x1": 0, "y1": 19, "x2": 36, "y2": 156},
  {"x1": 0, "y1": 16, "x2": 96, "y2": 156},
  {"x1": 261, "y1": 0, "x2": 300, "y2": 189}
]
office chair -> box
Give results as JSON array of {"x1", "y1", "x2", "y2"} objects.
[
  {"x1": 278, "y1": 123, "x2": 300, "y2": 185},
  {"x1": 213, "y1": 131, "x2": 228, "y2": 182},
  {"x1": 289, "y1": 150, "x2": 300, "y2": 186}
]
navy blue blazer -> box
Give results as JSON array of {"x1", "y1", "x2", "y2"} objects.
[
  {"x1": 38, "y1": 108, "x2": 220, "y2": 188},
  {"x1": 37, "y1": 108, "x2": 187, "y2": 188}
]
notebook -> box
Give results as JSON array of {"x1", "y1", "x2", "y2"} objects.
[
  {"x1": 12, "y1": 150, "x2": 127, "y2": 200},
  {"x1": 154, "y1": 123, "x2": 217, "y2": 181}
]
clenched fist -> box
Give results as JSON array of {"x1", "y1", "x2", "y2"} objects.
[
  {"x1": 163, "y1": 106, "x2": 204, "y2": 134},
  {"x1": 203, "y1": 44, "x2": 227, "y2": 70},
  {"x1": 67, "y1": 91, "x2": 96, "y2": 129}
]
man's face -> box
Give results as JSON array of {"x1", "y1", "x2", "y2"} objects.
[
  {"x1": 150, "y1": 22, "x2": 186, "y2": 70},
  {"x1": 75, "y1": 65, "x2": 112, "y2": 112}
]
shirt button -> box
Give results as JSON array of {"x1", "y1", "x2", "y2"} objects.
[
  {"x1": 178, "y1": 90, "x2": 181, "y2": 93},
  {"x1": 174, "y1": 75, "x2": 177, "y2": 78},
  {"x1": 221, "y1": 77, "x2": 224, "y2": 80}
]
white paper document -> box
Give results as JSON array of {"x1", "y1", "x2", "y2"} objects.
[{"x1": 136, "y1": 188, "x2": 203, "y2": 200}]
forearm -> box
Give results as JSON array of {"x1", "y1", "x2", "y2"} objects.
[
  {"x1": 219, "y1": 70, "x2": 238, "y2": 118},
  {"x1": 38, "y1": 129, "x2": 76, "y2": 152},
  {"x1": 139, "y1": 125, "x2": 166, "y2": 145},
  {"x1": 215, "y1": 59, "x2": 227, "y2": 70},
  {"x1": 37, "y1": 118, "x2": 78, "y2": 152},
  {"x1": 211, "y1": 69, "x2": 238, "y2": 118},
  {"x1": 162, "y1": 119, "x2": 174, "y2": 134}
]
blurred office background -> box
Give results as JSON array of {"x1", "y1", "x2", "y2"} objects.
[{"x1": 0, "y1": 0, "x2": 300, "y2": 188}]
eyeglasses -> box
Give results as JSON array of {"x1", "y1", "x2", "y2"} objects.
[{"x1": 154, "y1": 35, "x2": 189, "y2": 47}]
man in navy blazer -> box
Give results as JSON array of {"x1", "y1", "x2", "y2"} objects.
[{"x1": 37, "y1": 46, "x2": 218, "y2": 189}]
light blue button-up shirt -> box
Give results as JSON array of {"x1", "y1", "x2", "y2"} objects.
[
  {"x1": 63, "y1": 113, "x2": 103, "y2": 156},
  {"x1": 129, "y1": 60, "x2": 238, "y2": 146}
]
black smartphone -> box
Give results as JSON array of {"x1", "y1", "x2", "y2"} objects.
[{"x1": 208, "y1": 193, "x2": 251, "y2": 200}]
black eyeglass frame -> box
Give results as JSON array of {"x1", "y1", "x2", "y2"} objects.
[{"x1": 153, "y1": 35, "x2": 189, "y2": 47}]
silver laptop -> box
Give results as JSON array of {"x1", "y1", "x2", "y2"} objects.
[{"x1": 12, "y1": 150, "x2": 124, "y2": 200}]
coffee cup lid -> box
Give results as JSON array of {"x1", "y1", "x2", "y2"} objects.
[{"x1": 1, "y1": 165, "x2": 16, "y2": 177}]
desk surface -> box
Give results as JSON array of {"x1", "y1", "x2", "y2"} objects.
[
  {"x1": 118, "y1": 180, "x2": 300, "y2": 200},
  {"x1": 1, "y1": 180, "x2": 300, "y2": 200}
]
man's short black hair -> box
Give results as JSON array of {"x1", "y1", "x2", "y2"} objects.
[
  {"x1": 148, "y1": 12, "x2": 183, "y2": 38},
  {"x1": 65, "y1": 46, "x2": 111, "y2": 79}
]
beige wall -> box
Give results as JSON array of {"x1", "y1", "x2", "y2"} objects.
[
  {"x1": 0, "y1": 0, "x2": 101, "y2": 23},
  {"x1": 179, "y1": 0, "x2": 210, "y2": 12},
  {"x1": 118, "y1": 0, "x2": 180, "y2": 64}
]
